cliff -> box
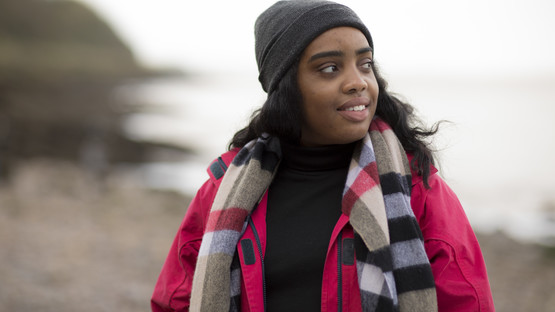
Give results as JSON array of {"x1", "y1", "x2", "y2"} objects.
[{"x1": 0, "y1": 0, "x2": 184, "y2": 178}]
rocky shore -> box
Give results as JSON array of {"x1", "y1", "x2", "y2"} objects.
[
  {"x1": 0, "y1": 2, "x2": 194, "y2": 310},
  {"x1": 0, "y1": 159, "x2": 554, "y2": 311}
]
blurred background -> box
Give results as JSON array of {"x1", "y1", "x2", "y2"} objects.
[{"x1": 0, "y1": 0, "x2": 554, "y2": 311}]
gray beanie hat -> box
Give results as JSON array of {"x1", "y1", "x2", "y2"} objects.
[{"x1": 255, "y1": 0, "x2": 373, "y2": 93}]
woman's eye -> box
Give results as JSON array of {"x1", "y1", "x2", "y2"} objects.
[
  {"x1": 320, "y1": 65, "x2": 338, "y2": 73},
  {"x1": 361, "y1": 61, "x2": 373, "y2": 69}
]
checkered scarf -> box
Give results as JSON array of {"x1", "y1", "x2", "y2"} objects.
[{"x1": 190, "y1": 118, "x2": 437, "y2": 311}]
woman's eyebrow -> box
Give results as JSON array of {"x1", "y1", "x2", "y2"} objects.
[
  {"x1": 309, "y1": 47, "x2": 373, "y2": 63},
  {"x1": 308, "y1": 50, "x2": 343, "y2": 63},
  {"x1": 356, "y1": 47, "x2": 372, "y2": 55}
]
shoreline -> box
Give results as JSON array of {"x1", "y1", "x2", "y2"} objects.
[{"x1": 1, "y1": 159, "x2": 554, "y2": 311}]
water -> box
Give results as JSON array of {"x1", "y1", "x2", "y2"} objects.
[
  {"x1": 390, "y1": 74, "x2": 555, "y2": 244},
  {"x1": 117, "y1": 72, "x2": 555, "y2": 245}
]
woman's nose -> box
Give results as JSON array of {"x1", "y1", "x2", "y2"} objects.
[{"x1": 342, "y1": 66, "x2": 367, "y2": 94}]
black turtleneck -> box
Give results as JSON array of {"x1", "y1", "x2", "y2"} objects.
[{"x1": 265, "y1": 141, "x2": 355, "y2": 312}]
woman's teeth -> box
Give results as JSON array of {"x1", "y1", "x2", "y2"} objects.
[{"x1": 343, "y1": 105, "x2": 366, "y2": 112}]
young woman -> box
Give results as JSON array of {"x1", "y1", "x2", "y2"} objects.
[{"x1": 152, "y1": 1, "x2": 494, "y2": 311}]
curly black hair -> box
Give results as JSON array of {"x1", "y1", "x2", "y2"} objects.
[{"x1": 229, "y1": 60, "x2": 440, "y2": 188}]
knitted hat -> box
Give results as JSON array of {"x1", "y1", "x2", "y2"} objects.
[{"x1": 255, "y1": 0, "x2": 373, "y2": 93}]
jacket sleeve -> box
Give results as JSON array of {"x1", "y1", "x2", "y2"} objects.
[
  {"x1": 411, "y1": 173, "x2": 495, "y2": 312},
  {"x1": 151, "y1": 179, "x2": 217, "y2": 312}
]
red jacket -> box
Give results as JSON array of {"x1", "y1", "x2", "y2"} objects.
[{"x1": 151, "y1": 150, "x2": 495, "y2": 311}]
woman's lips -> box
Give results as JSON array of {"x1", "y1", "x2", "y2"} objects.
[{"x1": 337, "y1": 98, "x2": 370, "y2": 122}]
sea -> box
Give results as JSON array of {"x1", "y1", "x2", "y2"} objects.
[{"x1": 115, "y1": 71, "x2": 555, "y2": 245}]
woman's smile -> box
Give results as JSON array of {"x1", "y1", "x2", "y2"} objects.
[{"x1": 336, "y1": 97, "x2": 370, "y2": 122}]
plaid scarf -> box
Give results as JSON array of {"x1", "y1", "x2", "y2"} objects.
[{"x1": 190, "y1": 118, "x2": 437, "y2": 311}]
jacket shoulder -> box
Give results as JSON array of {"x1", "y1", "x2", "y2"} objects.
[
  {"x1": 406, "y1": 153, "x2": 438, "y2": 186},
  {"x1": 206, "y1": 148, "x2": 240, "y2": 184}
]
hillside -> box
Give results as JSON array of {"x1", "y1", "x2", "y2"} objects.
[
  {"x1": 0, "y1": 0, "x2": 144, "y2": 80},
  {"x1": 0, "y1": 0, "x2": 186, "y2": 179}
]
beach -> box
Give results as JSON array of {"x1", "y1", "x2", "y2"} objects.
[{"x1": 1, "y1": 159, "x2": 554, "y2": 311}]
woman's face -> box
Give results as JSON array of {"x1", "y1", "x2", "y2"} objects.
[{"x1": 297, "y1": 26, "x2": 379, "y2": 146}]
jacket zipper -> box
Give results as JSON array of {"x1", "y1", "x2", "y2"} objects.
[
  {"x1": 337, "y1": 232, "x2": 343, "y2": 312},
  {"x1": 247, "y1": 216, "x2": 267, "y2": 312}
]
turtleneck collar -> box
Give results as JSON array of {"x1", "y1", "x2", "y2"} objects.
[{"x1": 279, "y1": 140, "x2": 356, "y2": 172}]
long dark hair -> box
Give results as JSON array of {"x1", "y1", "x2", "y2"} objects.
[{"x1": 229, "y1": 60, "x2": 440, "y2": 187}]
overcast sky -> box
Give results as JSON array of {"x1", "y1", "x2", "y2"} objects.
[{"x1": 76, "y1": 0, "x2": 555, "y2": 77}]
